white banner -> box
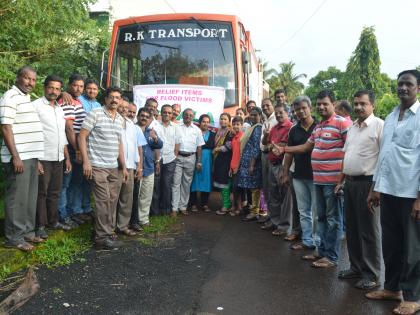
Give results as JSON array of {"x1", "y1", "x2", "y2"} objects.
[{"x1": 133, "y1": 84, "x2": 225, "y2": 126}]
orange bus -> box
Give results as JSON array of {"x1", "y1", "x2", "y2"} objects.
[{"x1": 104, "y1": 13, "x2": 267, "y2": 118}]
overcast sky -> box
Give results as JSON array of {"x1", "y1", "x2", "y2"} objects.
[{"x1": 91, "y1": 0, "x2": 420, "y2": 85}]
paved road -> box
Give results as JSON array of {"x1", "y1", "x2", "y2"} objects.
[{"x1": 15, "y1": 204, "x2": 394, "y2": 314}]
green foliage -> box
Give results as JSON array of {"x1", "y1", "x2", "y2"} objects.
[
  {"x1": 304, "y1": 66, "x2": 346, "y2": 102},
  {"x1": 0, "y1": 215, "x2": 179, "y2": 281},
  {"x1": 0, "y1": 0, "x2": 110, "y2": 94},
  {"x1": 375, "y1": 93, "x2": 399, "y2": 120},
  {"x1": 342, "y1": 26, "x2": 387, "y2": 100},
  {"x1": 266, "y1": 61, "x2": 306, "y2": 102}
]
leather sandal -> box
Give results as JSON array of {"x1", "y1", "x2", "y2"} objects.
[
  {"x1": 393, "y1": 302, "x2": 420, "y2": 315},
  {"x1": 311, "y1": 257, "x2": 336, "y2": 268},
  {"x1": 5, "y1": 242, "x2": 34, "y2": 252},
  {"x1": 24, "y1": 236, "x2": 45, "y2": 244},
  {"x1": 365, "y1": 290, "x2": 402, "y2": 301}
]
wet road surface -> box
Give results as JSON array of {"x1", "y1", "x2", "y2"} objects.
[{"x1": 15, "y1": 200, "x2": 394, "y2": 315}]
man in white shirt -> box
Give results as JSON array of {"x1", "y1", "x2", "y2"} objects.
[
  {"x1": 335, "y1": 89, "x2": 383, "y2": 290},
  {"x1": 153, "y1": 104, "x2": 180, "y2": 215},
  {"x1": 33, "y1": 75, "x2": 73, "y2": 239},
  {"x1": 172, "y1": 108, "x2": 205, "y2": 215},
  {"x1": 116, "y1": 99, "x2": 146, "y2": 235},
  {"x1": 1, "y1": 66, "x2": 45, "y2": 251}
]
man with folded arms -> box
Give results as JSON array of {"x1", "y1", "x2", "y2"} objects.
[
  {"x1": 366, "y1": 70, "x2": 420, "y2": 315},
  {"x1": 335, "y1": 90, "x2": 383, "y2": 290}
]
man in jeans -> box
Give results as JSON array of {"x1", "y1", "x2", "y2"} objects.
[
  {"x1": 282, "y1": 90, "x2": 351, "y2": 268},
  {"x1": 33, "y1": 75, "x2": 72, "y2": 239},
  {"x1": 282, "y1": 96, "x2": 318, "y2": 251},
  {"x1": 58, "y1": 74, "x2": 87, "y2": 227},
  {"x1": 79, "y1": 87, "x2": 128, "y2": 249},
  {"x1": 1, "y1": 66, "x2": 45, "y2": 251}
]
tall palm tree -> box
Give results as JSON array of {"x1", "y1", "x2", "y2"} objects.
[
  {"x1": 267, "y1": 61, "x2": 307, "y2": 101},
  {"x1": 262, "y1": 61, "x2": 277, "y2": 81}
]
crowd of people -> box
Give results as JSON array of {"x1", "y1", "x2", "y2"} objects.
[{"x1": 1, "y1": 65, "x2": 419, "y2": 315}]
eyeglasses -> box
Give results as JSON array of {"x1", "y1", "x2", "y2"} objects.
[{"x1": 139, "y1": 114, "x2": 150, "y2": 119}]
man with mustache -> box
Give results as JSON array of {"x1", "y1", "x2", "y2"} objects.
[
  {"x1": 366, "y1": 70, "x2": 420, "y2": 315},
  {"x1": 33, "y1": 75, "x2": 73, "y2": 239},
  {"x1": 335, "y1": 90, "x2": 383, "y2": 290},
  {"x1": 78, "y1": 87, "x2": 128, "y2": 250},
  {"x1": 1, "y1": 66, "x2": 45, "y2": 251},
  {"x1": 282, "y1": 90, "x2": 351, "y2": 268}
]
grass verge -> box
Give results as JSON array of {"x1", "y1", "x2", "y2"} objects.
[{"x1": 0, "y1": 215, "x2": 178, "y2": 282}]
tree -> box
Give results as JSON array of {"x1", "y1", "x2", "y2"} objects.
[
  {"x1": 0, "y1": 0, "x2": 110, "y2": 94},
  {"x1": 266, "y1": 61, "x2": 306, "y2": 102},
  {"x1": 262, "y1": 61, "x2": 277, "y2": 81},
  {"x1": 304, "y1": 66, "x2": 346, "y2": 102},
  {"x1": 342, "y1": 26, "x2": 387, "y2": 100}
]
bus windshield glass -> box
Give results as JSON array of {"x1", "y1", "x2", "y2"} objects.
[{"x1": 111, "y1": 20, "x2": 237, "y2": 107}]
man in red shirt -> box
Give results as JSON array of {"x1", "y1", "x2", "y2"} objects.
[{"x1": 261, "y1": 104, "x2": 293, "y2": 235}]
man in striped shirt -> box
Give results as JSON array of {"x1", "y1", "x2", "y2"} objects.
[
  {"x1": 282, "y1": 90, "x2": 351, "y2": 268},
  {"x1": 58, "y1": 74, "x2": 88, "y2": 227},
  {"x1": 1, "y1": 66, "x2": 45, "y2": 251},
  {"x1": 79, "y1": 87, "x2": 128, "y2": 250}
]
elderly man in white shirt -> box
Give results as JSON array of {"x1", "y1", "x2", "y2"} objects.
[
  {"x1": 172, "y1": 108, "x2": 205, "y2": 216},
  {"x1": 116, "y1": 99, "x2": 146, "y2": 235},
  {"x1": 33, "y1": 75, "x2": 73, "y2": 239},
  {"x1": 335, "y1": 89, "x2": 383, "y2": 290}
]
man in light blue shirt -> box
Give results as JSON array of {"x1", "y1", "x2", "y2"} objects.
[
  {"x1": 367, "y1": 70, "x2": 420, "y2": 313},
  {"x1": 115, "y1": 99, "x2": 147, "y2": 235},
  {"x1": 79, "y1": 79, "x2": 102, "y2": 114}
]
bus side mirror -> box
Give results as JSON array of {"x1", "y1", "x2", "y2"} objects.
[
  {"x1": 242, "y1": 51, "x2": 252, "y2": 74},
  {"x1": 100, "y1": 49, "x2": 109, "y2": 90}
]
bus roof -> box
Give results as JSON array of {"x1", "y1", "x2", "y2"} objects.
[{"x1": 113, "y1": 13, "x2": 243, "y2": 28}]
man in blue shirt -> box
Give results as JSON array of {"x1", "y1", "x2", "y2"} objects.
[
  {"x1": 366, "y1": 69, "x2": 420, "y2": 315},
  {"x1": 79, "y1": 79, "x2": 101, "y2": 114},
  {"x1": 137, "y1": 107, "x2": 163, "y2": 227}
]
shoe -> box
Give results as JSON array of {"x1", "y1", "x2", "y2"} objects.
[
  {"x1": 95, "y1": 238, "x2": 123, "y2": 250},
  {"x1": 130, "y1": 223, "x2": 143, "y2": 232},
  {"x1": 202, "y1": 205, "x2": 211, "y2": 213},
  {"x1": 78, "y1": 213, "x2": 93, "y2": 222},
  {"x1": 171, "y1": 211, "x2": 177, "y2": 217},
  {"x1": 338, "y1": 269, "x2": 361, "y2": 279},
  {"x1": 71, "y1": 215, "x2": 85, "y2": 225},
  {"x1": 62, "y1": 217, "x2": 79, "y2": 229},
  {"x1": 272, "y1": 228, "x2": 287, "y2": 236},
  {"x1": 141, "y1": 222, "x2": 150, "y2": 228},
  {"x1": 242, "y1": 214, "x2": 257, "y2": 222},
  {"x1": 257, "y1": 216, "x2": 269, "y2": 224},
  {"x1": 180, "y1": 210, "x2": 188, "y2": 215},
  {"x1": 354, "y1": 279, "x2": 380, "y2": 290},
  {"x1": 49, "y1": 222, "x2": 71, "y2": 231},
  {"x1": 36, "y1": 227, "x2": 48, "y2": 239},
  {"x1": 261, "y1": 221, "x2": 274, "y2": 230},
  {"x1": 191, "y1": 206, "x2": 199, "y2": 213}
]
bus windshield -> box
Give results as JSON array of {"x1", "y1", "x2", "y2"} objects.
[{"x1": 111, "y1": 20, "x2": 237, "y2": 107}]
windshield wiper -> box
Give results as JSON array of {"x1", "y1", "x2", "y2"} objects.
[{"x1": 190, "y1": 16, "x2": 226, "y2": 61}]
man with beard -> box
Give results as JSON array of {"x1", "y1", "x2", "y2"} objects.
[
  {"x1": 1, "y1": 66, "x2": 45, "y2": 251},
  {"x1": 366, "y1": 70, "x2": 420, "y2": 315},
  {"x1": 33, "y1": 75, "x2": 73, "y2": 239},
  {"x1": 79, "y1": 87, "x2": 128, "y2": 249}
]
